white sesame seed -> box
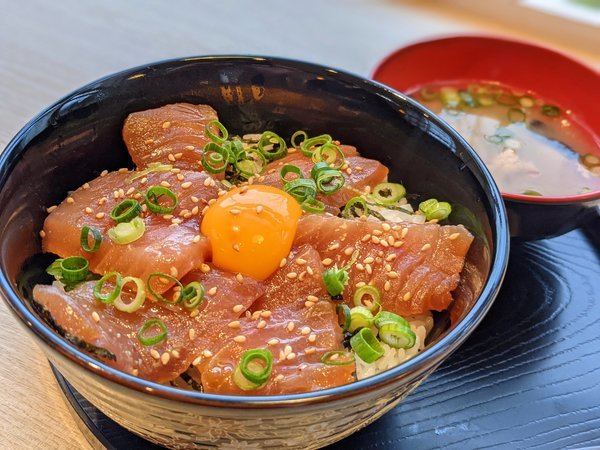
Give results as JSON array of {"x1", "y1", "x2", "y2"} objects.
[
  {"x1": 82, "y1": 183, "x2": 90, "y2": 190},
  {"x1": 161, "y1": 352, "x2": 171, "y2": 365},
  {"x1": 202, "y1": 350, "x2": 213, "y2": 358},
  {"x1": 301, "y1": 326, "x2": 311, "y2": 335},
  {"x1": 365, "y1": 264, "x2": 373, "y2": 274},
  {"x1": 296, "y1": 258, "x2": 307, "y2": 265},
  {"x1": 356, "y1": 263, "x2": 365, "y2": 271},
  {"x1": 280, "y1": 258, "x2": 287, "y2": 268},
  {"x1": 287, "y1": 322, "x2": 295, "y2": 332},
  {"x1": 387, "y1": 271, "x2": 399, "y2": 279},
  {"x1": 169, "y1": 266, "x2": 178, "y2": 277},
  {"x1": 344, "y1": 247, "x2": 355, "y2": 256},
  {"x1": 176, "y1": 174, "x2": 185, "y2": 181},
  {"x1": 372, "y1": 229, "x2": 383, "y2": 236},
  {"x1": 401, "y1": 228, "x2": 409, "y2": 238},
  {"x1": 46, "y1": 205, "x2": 57, "y2": 213},
  {"x1": 208, "y1": 287, "x2": 217, "y2": 296},
  {"x1": 91, "y1": 311, "x2": 100, "y2": 322},
  {"x1": 286, "y1": 272, "x2": 298, "y2": 279},
  {"x1": 39, "y1": 230, "x2": 46, "y2": 238},
  {"x1": 403, "y1": 292, "x2": 412, "y2": 301},
  {"x1": 190, "y1": 309, "x2": 200, "y2": 318},
  {"x1": 256, "y1": 320, "x2": 267, "y2": 329},
  {"x1": 449, "y1": 232, "x2": 460, "y2": 240},
  {"x1": 232, "y1": 243, "x2": 240, "y2": 252},
  {"x1": 160, "y1": 181, "x2": 171, "y2": 187},
  {"x1": 192, "y1": 356, "x2": 202, "y2": 366},
  {"x1": 364, "y1": 256, "x2": 374, "y2": 264},
  {"x1": 384, "y1": 281, "x2": 391, "y2": 291},
  {"x1": 328, "y1": 243, "x2": 340, "y2": 251},
  {"x1": 386, "y1": 254, "x2": 397, "y2": 262},
  {"x1": 286, "y1": 353, "x2": 297, "y2": 360},
  {"x1": 228, "y1": 320, "x2": 241, "y2": 329},
  {"x1": 275, "y1": 374, "x2": 284, "y2": 381},
  {"x1": 322, "y1": 258, "x2": 333, "y2": 266},
  {"x1": 230, "y1": 209, "x2": 241, "y2": 215},
  {"x1": 174, "y1": 153, "x2": 183, "y2": 159},
  {"x1": 393, "y1": 241, "x2": 404, "y2": 248},
  {"x1": 189, "y1": 329, "x2": 196, "y2": 340},
  {"x1": 421, "y1": 243, "x2": 432, "y2": 251},
  {"x1": 308, "y1": 333, "x2": 317, "y2": 343},
  {"x1": 150, "y1": 349, "x2": 160, "y2": 360},
  {"x1": 306, "y1": 266, "x2": 314, "y2": 276},
  {"x1": 355, "y1": 282, "x2": 366, "y2": 288},
  {"x1": 284, "y1": 345, "x2": 292, "y2": 355},
  {"x1": 305, "y1": 347, "x2": 316, "y2": 354},
  {"x1": 66, "y1": 197, "x2": 74, "y2": 204},
  {"x1": 260, "y1": 310, "x2": 272, "y2": 318},
  {"x1": 171, "y1": 350, "x2": 180, "y2": 359},
  {"x1": 361, "y1": 234, "x2": 371, "y2": 242},
  {"x1": 371, "y1": 236, "x2": 380, "y2": 244},
  {"x1": 236, "y1": 273, "x2": 244, "y2": 282},
  {"x1": 132, "y1": 369, "x2": 139, "y2": 376},
  {"x1": 233, "y1": 304, "x2": 244, "y2": 313},
  {"x1": 185, "y1": 145, "x2": 195, "y2": 151},
  {"x1": 233, "y1": 335, "x2": 247, "y2": 343},
  {"x1": 162, "y1": 121, "x2": 171, "y2": 129},
  {"x1": 382, "y1": 223, "x2": 391, "y2": 231},
  {"x1": 95, "y1": 212, "x2": 105, "y2": 219},
  {"x1": 307, "y1": 295, "x2": 319, "y2": 302},
  {"x1": 304, "y1": 301, "x2": 315, "y2": 308},
  {"x1": 181, "y1": 181, "x2": 192, "y2": 189},
  {"x1": 100, "y1": 170, "x2": 108, "y2": 177},
  {"x1": 193, "y1": 235, "x2": 202, "y2": 244}
]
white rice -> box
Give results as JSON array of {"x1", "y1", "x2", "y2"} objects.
[{"x1": 355, "y1": 313, "x2": 434, "y2": 380}]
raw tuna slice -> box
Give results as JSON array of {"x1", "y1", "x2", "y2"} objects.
[
  {"x1": 200, "y1": 245, "x2": 355, "y2": 395},
  {"x1": 32, "y1": 266, "x2": 264, "y2": 383},
  {"x1": 294, "y1": 214, "x2": 473, "y2": 316},
  {"x1": 259, "y1": 147, "x2": 388, "y2": 210},
  {"x1": 42, "y1": 169, "x2": 219, "y2": 292},
  {"x1": 122, "y1": 103, "x2": 218, "y2": 170}
]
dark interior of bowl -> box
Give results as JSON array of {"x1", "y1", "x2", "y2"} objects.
[{"x1": 0, "y1": 56, "x2": 507, "y2": 394}]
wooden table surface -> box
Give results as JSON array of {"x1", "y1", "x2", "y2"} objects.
[{"x1": 1, "y1": 1, "x2": 599, "y2": 449}]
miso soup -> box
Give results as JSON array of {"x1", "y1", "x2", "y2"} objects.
[{"x1": 412, "y1": 81, "x2": 600, "y2": 197}]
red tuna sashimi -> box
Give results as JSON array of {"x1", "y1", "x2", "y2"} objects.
[
  {"x1": 42, "y1": 169, "x2": 220, "y2": 292},
  {"x1": 122, "y1": 103, "x2": 218, "y2": 170},
  {"x1": 294, "y1": 214, "x2": 473, "y2": 316},
  {"x1": 32, "y1": 267, "x2": 264, "y2": 383},
  {"x1": 259, "y1": 147, "x2": 388, "y2": 210},
  {"x1": 200, "y1": 245, "x2": 355, "y2": 395}
]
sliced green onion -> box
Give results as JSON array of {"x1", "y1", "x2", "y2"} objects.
[
  {"x1": 108, "y1": 217, "x2": 146, "y2": 245},
  {"x1": 541, "y1": 104, "x2": 560, "y2": 117},
  {"x1": 459, "y1": 90, "x2": 477, "y2": 107},
  {"x1": 234, "y1": 149, "x2": 267, "y2": 178},
  {"x1": 350, "y1": 328, "x2": 384, "y2": 363},
  {"x1": 113, "y1": 276, "x2": 146, "y2": 313},
  {"x1": 258, "y1": 131, "x2": 287, "y2": 161},
  {"x1": 283, "y1": 178, "x2": 317, "y2": 203},
  {"x1": 354, "y1": 285, "x2": 381, "y2": 313},
  {"x1": 138, "y1": 318, "x2": 168, "y2": 346},
  {"x1": 300, "y1": 134, "x2": 332, "y2": 157},
  {"x1": 80, "y1": 226, "x2": 102, "y2": 252},
  {"x1": 507, "y1": 108, "x2": 526, "y2": 123},
  {"x1": 144, "y1": 186, "x2": 178, "y2": 214},
  {"x1": 336, "y1": 304, "x2": 351, "y2": 331},
  {"x1": 419, "y1": 87, "x2": 438, "y2": 101},
  {"x1": 342, "y1": 197, "x2": 368, "y2": 218},
  {"x1": 523, "y1": 190, "x2": 542, "y2": 196},
  {"x1": 311, "y1": 163, "x2": 345, "y2": 194},
  {"x1": 374, "y1": 310, "x2": 410, "y2": 329},
  {"x1": 348, "y1": 306, "x2": 374, "y2": 332},
  {"x1": 280, "y1": 164, "x2": 304, "y2": 183},
  {"x1": 371, "y1": 182, "x2": 406, "y2": 205},
  {"x1": 60, "y1": 256, "x2": 89, "y2": 283},
  {"x1": 419, "y1": 198, "x2": 452, "y2": 221},
  {"x1": 440, "y1": 87, "x2": 460, "y2": 108},
  {"x1": 378, "y1": 322, "x2": 416, "y2": 349},
  {"x1": 228, "y1": 139, "x2": 245, "y2": 161},
  {"x1": 291, "y1": 130, "x2": 308, "y2": 148},
  {"x1": 93, "y1": 271, "x2": 122, "y2": 304},
  {"x1": 321, "y1": 351, "x2": 355, "y2": 366},
  {"x1": 301, "y1": 197, "x2": 325, "y2": 213},
  {"x1": 201, "y1": 142, "x2": 231, "y2": 174},
  {"x1": 322, "y1": 254, "x2": 356, "y2": 298},
  {"x1": 311, "y1": 143, "x2": 345, "y2": 170},
  {"x1": 205, "y1": 120, "x2": 229, "y2": 143},
  {"x1": 129, "y1": 163, "x2": 173, "y2": 182},
  {"x1": 109, "y1": 199, "x2": 141, "y2": 223},
  {"x1": 182, "y1": 281, "x2": 204, "y2": 310},
  {"x1": 233, "y1": 348, "x2": 273, "y2": 390},
  {"x1": 147, "y1": 273, "x2": 184, "y2": 304}
]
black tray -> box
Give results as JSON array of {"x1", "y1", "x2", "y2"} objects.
[{"x1": 53, "y1": 218, "x2": 600, "y2": 449}]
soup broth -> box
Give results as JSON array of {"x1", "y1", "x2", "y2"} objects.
[{"x1": 412, "y1": 81, "x2": 600, "y2": 197}]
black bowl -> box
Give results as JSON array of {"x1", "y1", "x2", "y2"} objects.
[{"x1": 0, "y1": 56, "x2": 509, "y2": 448}]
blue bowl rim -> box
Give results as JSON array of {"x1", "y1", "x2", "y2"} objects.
[{"x1": 0, "y1": 55, "x2": 510, "y2": 408}]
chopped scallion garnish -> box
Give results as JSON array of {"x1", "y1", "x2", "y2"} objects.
[
  {"x1": 350, "y1": 328, "x2": 384, "y2": 363},
  {"x1": 109, "y1": 199, "x2": 142, "y2": 223},
  {"x1": 60, "y1": 256, "x2": 89, "y2": 283},
  {"x1": 233, "y1": 348, "x2": 273, "y2": 390},
  {"x1": 301, "y1": 197, "x2": 325, "y2": 213},
  {"x1": 257, "y1": 131, "x2": 287, "y2": 161},
  {"x1": 300, "y1": 134, "x2": 332, "y2": 157},
  {"x1": 353, "y1": 285, "x2": 382, "y2": 313},
  {"x1": 321, "y1": 350, "x2": 355, "y2": 366},
  {"x1": 541, "y1": 104, "x2": 560, "y2": 117},
  {"x1": 80, "y1": 226, "x2": 102, "y2": 252},
  {"x1": 138, "y1": 318, "x2": 168, "y2": 346},
  {"x1": 348, "y1": 306, "x2": 374, "y2": 332},
  {"x1": 147, "y1": 273, "x2": 184, "y2": 304},
  {"x1": 113, "y1": 276, "x2": 146, "y2": 313},
  {"x1": 371, "y1": 182, "x2": 406, "y2": 206},
  {"x1": 311, "y1": 143, "x2": 345, "y2": 170},
  {"x1": 182, "y1": 281, "x2": 204, "y2": 310},
  {"x1": 144, "y1": 186, "x2": 178, "y2": 214},
  {"x1": 108, "y1": 217, "x2": 146, "y2": 245},
  {"x1": 205, "y1": 120, "x2": 229, "y2": 144},
  {"x1": 93, "y1": 271, "x2": 122, "y2": 304},
  {"x1": 336, "y1": 304, "x2": 351, "y2": 332},
  {"x1": 418, "y1": 198, "x2": 452, "y2": 221}
]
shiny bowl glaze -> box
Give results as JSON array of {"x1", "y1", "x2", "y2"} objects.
[
  {"x1": 372, "y1": 35, "x2": 600, "y2": 240},
  {"x1": 0, "y1": 56, "x2": 509, "y2": 448}
]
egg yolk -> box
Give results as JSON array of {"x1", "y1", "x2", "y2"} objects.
[{"x1": 201, "y1": 185, "x2": 302, "y2": 281}]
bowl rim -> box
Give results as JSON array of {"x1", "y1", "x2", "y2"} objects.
[
  {"x1": 371, "y1": 33, "x2": 600, "y2": 205},
  {"x1": 0, "y1": 54, "x2": 510, "y2": 408}
]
